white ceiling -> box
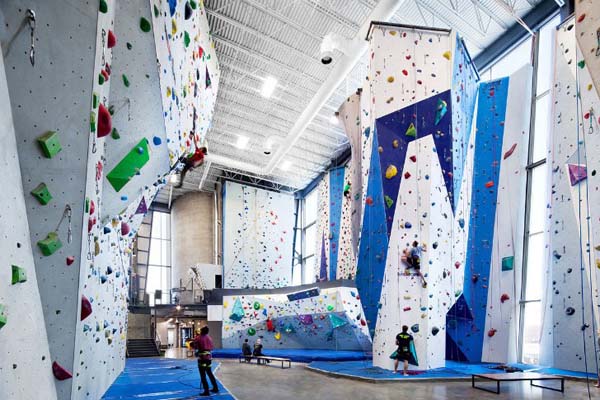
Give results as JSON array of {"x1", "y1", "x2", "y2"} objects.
[{"x1": 155, "y1": 0, "x2": 544, "y2": 205}]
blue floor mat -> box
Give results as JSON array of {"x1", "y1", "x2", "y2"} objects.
[
  {"x1": 212, "y1": 348, "x2": 371, "y2": 363},
  {"x1": 102, "y1": 358, "x2": 235, "y2": 399}
]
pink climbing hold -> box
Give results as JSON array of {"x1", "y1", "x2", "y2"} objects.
[
  {"x1": 97, "y1": 104, "x2": 112, "y2": 138},
  {"x1": 107, "y1": 30, "x2": 117, "y2": 48},
  {"x1": 52, "y1": 361, "x2": 73, "y2": 381},
  {"x1": 503, "y1": 143, "x2": 517, "y2": 160},
  {"x1": 568, "y1": 164, "x2": 587, "y2": 186},
  {"x1": 487, "y1": 328, "x2": 497, "y2": 337},
  {"x1": 66, "y1": 256, "x2": 75, "y2": 266},
  {"x1": 121, "y1": 222, "x2": 130, "y2": 236},
  {"x1": 81, "y1": 295, "x2": 92, "y2": 321},
  {"x1": 500, "y1": 293, "x2": 510, "y2": 303}
]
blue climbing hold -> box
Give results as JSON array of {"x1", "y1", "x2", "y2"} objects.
[{"x1": 153, "y1": 136, "x2": 162, "y2": 145}]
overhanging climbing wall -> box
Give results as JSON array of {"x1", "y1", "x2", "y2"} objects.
[
  {"x1": 221, "y1": 287, "x2": 371, "y2": 351},
  {"x1": 223, "y1": 181, "x2": 295, "y2": 289},
  {"x1": 546, "y1": 18, "x2": 600, "y2": 373},
  {"x1": 0, "y1": 49, "x2": 58, "y2": 400}
]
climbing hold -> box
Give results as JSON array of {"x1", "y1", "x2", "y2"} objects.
[
  {"x1": 432, "y1": 242, "x2": 438, "y2": 249},
  {"x1": 184, "y1": 1, "x2": 193, "y2": 19},
  {"x1": 81, "y1": 295, "x2": 93, "y2": 321},
  {"x1": 366, "y1": 197, "x2": 374, "y2": 206},
  {"x1": 52, "y1": 361, "x2": 72, "y2": 381},
  {"x1": 0, "y1": 304, "x2": 6, "y2": 329},
  {"x1": 387, "y1": 76, "x2": 395, "y2": 83},
  {"x1": 485, "y1": 181, "x2": 494, "y2": 188},
  {"x1": 66, "y1": 256, "x2": 75, "y2": 266},
  {"x1": 11, "y1": 265, "x2": 27, "y2": 284},
  {"x1": 106, "y1": 138, "x2": 150, "y2": 192},
  {"x1": 500, "y1": 293, "x2": 510, "y2": 303},
  {"x1": 503, "y1": 143, "x2": 517, "y2": 159},
  {"x1": 385, "y1": 165, "x2": 398, "y2": 179},
  {"x1": 266, "y1": 318, "x2": 275, "y2": 332},
  {"x1": 37, "y1": 131, "x2": 62, "y2": 158},
  {"x1": 121, "y1": 195, "x2": 128, "y2": 201},
  {"x1": 153, "y1": 136, "x2": 162, "y2": 146},
  {"x1": 487, "y1": 328, "x2": 497, "y2": 337},
  {"x1": 442, "y1": 50, "x2": 451, "y2": 60},
  {"x1": 37, "y1": 232, "x2": 62, "y2": 256},
  {"x1": 253, "y1": 301, "x2": 261, "y2": 310},
  {"x1": 184, "y1": 31, "x2": 191, "y2": 47},
  {"x1": 410, "y1": 324, "x2": 419, "y2": 333},
  {"x1": 392, "y1": 139, "x2": 399, "y2": 148},
  {"x1": 405, "y1": 122, "x2": 416, "y2": 137},
  {"x1": 327, "y1": 305, "x2": 334, "y2": 311},
  {"x1": 190, "y1": 0, "x2": 197, "y2": 9},
  {"x1": 431, "y1": 326, "x2": 439, "y2": 336},
  {"x1": 126, "y1": 42, "x2": 133, "y2": 50},
  {"x1": 328, "y1": 313, "x2": 347, "y2": 329},
  {"x1": 107, "y1": 30, "x2": 116, "y2": 48},
  {"x1": 454, "y1": 261, "x2": 461, "y2": 268},
  {"x1": 404, "y1": 171, "x2": 411, "y2": 179},
  {"x1": 501, "y1": 256, "x2": 514, "y2": 271},
  {"x1": 122, "y1": 74, "x2": 130, "y2": 87},
  {"x1": 31, "y1": 183, "x2": 53, "y2": 205},
  {"x1": 384, "y1": 195, "x2": 394, "y2": 209},
  {"x1": 404, "y1": 222, "x2": 412, "y2": 229},
  {"x1": 577, "y1": 13, "x2": 586, "y2": 23},
  {"x1": 565, "y1": 307, "x2": 575, "y2": 316},
  {"x1": 97, "y1": 104, "x2": 112, "y2": 138},
  {"x1": 568, "y1": 164, "x2": 587, "y2": 186},
  {"x1": 140, "y1": 17, "x2": 152, "y2": 33},
  {"x1": 458, "y1": 218, "x2": 465, "y2": 228},
  {"x1": 409, "y1": 155, "x2": 417, "y2": 162},
  {"x1": 229, "y1": 298, "x2": 244, "y2": 321},
  {"x1": 274, "y1": 331, "x2": 281, "y2": 340},
  {"x1": 99, "y1": 0, "x2": 108, "y2": 14},
  {"x1": 121, "y1": 222, "x2": 130, "y2": 236},
  {"x1": 434, "y1": 99, "x2": 448, "y2": 125},
  {"x1": 247, "y1": 327, "x2": 256, "y2": 336}
]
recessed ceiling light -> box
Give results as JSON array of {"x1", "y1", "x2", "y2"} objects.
[
  {"x1": 261, "y1": 76, "x2": 277, "y2": 98},
  {"x1": 280, "y1": 160, "x2": 291, "y2": 171},
  {"x1": 329, "y1": 115, "x2": 339, "y2": 125},
  {"x1": 235, "y1": 135, "x2": 249, "y2": 149}
]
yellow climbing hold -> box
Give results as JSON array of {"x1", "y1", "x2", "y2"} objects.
[
  {"x1": 274, "y1": 332, "x2": 281, "y2": 340},
  {"x1": 223, "y1": 301, "x2": 228, "y2": 308},
  {"x1": 443, "y1": 51, "x2": 451, "y2": 60},
  {"x1": 387, "y1": 76, "x2": 395, "y2": 83},
  {"x1": 596, "y1": 259, "x2": 600, "y2": 269},
  {"x1": 393, "y1": 139, "x2": 399, "y2": 148},
  {"x1": 389, "y1": 30, "x2": 397, "y2": 36},
  {"x1": 385, "y1": 165, "x2": 398, "y2": 179},
  {"x1": 172, "y1": 19, "x2": 177, "y2": 35},
  {"x1": 378, "y1": 146, "x2": 383, "y2": 153}
]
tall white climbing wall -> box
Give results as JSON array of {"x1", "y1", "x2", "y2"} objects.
[
  {"x1": 575, "y1": 1, "x2": 600, "y2": 97},
  {"x1": 223, "y1": 182, "x2": 295, "y2": 289},
  {"x1": 314, "y1": 177, "x2": 330, "y2": 281},
  {"x1": 0, "y1": 48, "x2": 58, "y2": 400}
]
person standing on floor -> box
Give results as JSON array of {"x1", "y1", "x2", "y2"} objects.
[
  {"x1": 193, "y1": 326, "x2": 219, "y2": 396},
  {"x1": 393, "y1": 325, "x2": 414, "y2": 376}
]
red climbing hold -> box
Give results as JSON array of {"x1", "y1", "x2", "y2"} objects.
[
  {"x1": 402, "y1": 69, "x2": 408, "y2": 76},
  {"x1": 98, "y1": 104, "x2": 112, "y2": 137},
  {"x1": 107, "y1": 30, "x2": 117, "y2": 48},
  {"x1": 52, "y1": 361, "x2": 73, "y2": 381},
  {"x1": 577, "y1": 13, "x2": 586, "y2": 23},
  {"x1": 409, "y1": 155, "x2": 417, "y2": 162},
  {"x1": 487, "y1": 328, "x2": 497, "y2": 337},
  {"x1": 101, "y1": 69, "x2": 109, "y2": 81},
  {"x1": 66, "y1": 256, "x2": 75, "y2": 266},
  {"x1": 366, "y1": 197, "x2": 374, "y2": 206},
  {"x1": 455, "y1": 261, "x2": 461, "y2": 268},
  {"x1": 121, "y1": 222, "x2": 130, "y2": 236},
  {"x1": 90, "y1": 200, "x2": 95, "y2": 215},
  {"x1": 88, "y1": 217, "x2": 94, "y2": 233},
  {"x1": 266, "y1": 318, "x2": 275, "y2": 332},
  {"x1": 503, "y1": 143, "x2": 517, "y2": 160},
  {"x1": 500, "y1": 293, "x2": 510, "y2": 303},
  {"x1": 81, "y1": 295, "x2": 92, "y2": 321},
  {"x1": 485, "y1": 181, "x2": 494, "y2": 188},
  {"x1": 404, "y1": 171, "x2": 411, "y2": 179},
  {"x1": 403, "y1": 307, "x2": 411, "y2": 312}
]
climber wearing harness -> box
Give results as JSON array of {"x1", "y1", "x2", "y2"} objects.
[
  {"x1": 405, "y1": 241, "x2": 428, "y2": 288},
  {"x1": 192, "y1": 326, "x2": 219, "y2": 396},
  {"x1": 175, "y1": 134, "x2": 207, "y2": 188},
  {"x1": 393, "y1": 326, "x2": 414, "y2": 375}
]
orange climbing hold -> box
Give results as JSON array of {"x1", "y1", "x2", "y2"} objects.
[
  {"x1": 98, "y1": 104, "x2": 112, "y2": 137},
  {"x1": 485, "y1": 181, "x2": 494, "y2": 188}
]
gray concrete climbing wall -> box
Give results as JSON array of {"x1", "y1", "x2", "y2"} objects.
[{"x1": 0, "y1": 48, "x2": 58, "y2": 400}]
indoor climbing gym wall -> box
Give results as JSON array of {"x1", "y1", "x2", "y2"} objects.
[
  {"x1": 546, "y1": 17, "x2": 600, "y2": 373},
  {"x1": 575, "y1": 1, "x2": 600, "y2": 97},
  {"x1": 223, "y1": 181, "x2": 295, "y2": 289},
  {"x1": 221, "y1": 286, "x2": 371, "y2": 350},
  {"x1": 150, "y1": 0, "x2": 220, "y2": 164},
  {"x1": 0, "y1": 49, "x2": 58, "y2": 400},
  {"x1": 315, "y1": 176, "x2": 330, "y2": 281}
]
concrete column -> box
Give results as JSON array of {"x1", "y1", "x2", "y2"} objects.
[{"x1": 171, "y1": 192, "x2": 214, "y2": 292}]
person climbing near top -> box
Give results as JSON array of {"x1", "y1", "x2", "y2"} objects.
[
  {"x1": 242, "y1": 338, "x2": 252, "y2": 362},
  {"x1": 175, "y1": 133, "x2": 207, "y2": 188},
  {"x1": 343, "y1": 181, "x2": 351, "y2": 199},
  {"x1": 192, "y1": 326, "x2": 219, "y2": 396},
  {"x1": 406, "y1": 241, "x2": 427, "y2": 288},
  {"x1": 393, "y1": 325, "x2": 415, "y2": 376}
]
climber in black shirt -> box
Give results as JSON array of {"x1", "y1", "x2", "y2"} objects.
[{"x1": 394, "y1": 325, "x2": 414, "y2": 375}]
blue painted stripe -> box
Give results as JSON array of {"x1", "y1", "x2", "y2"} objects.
[{"x1": 328, "y1": 166, "x2": 345, "y2": 280}]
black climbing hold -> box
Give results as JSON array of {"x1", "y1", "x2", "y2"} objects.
[
  {"x1": 185, "y1": 1, "x2": 193, "y2": 19},
  {"x1": 565, "y1": 307, "x2": 575, "y2": 316}
]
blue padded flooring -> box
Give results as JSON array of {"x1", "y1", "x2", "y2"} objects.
[
  {"x1": 102, "y1": 358, "x2": 235, "y2": 400},
  {"x1": 212, "y1": 348, "x2": 370, "y2": 363},
  {"x1": 307, "y1": 360, "x2": 598, "y2": 381}
]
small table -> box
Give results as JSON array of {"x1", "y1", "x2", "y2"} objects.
[{"x1": 472, "y1": 372, "x2": 564, "y2": 394}]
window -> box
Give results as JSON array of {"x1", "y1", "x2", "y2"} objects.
[
  {"x1": 292, "y1": 187, "x2": 319, "y2": 286},
  {"x1": 146, "y1": 211, "x2": 172, "y2": 305}
]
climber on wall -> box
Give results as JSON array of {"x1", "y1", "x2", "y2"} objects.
[
  {"x1": 192, "y1": 326, "x2": 219, "y2": 396},
  {"x1": 403, "y1": 241, "x2": 427, "y2": 288},
  {"x1": 175, "y1": 133, "x2": 207, "y2": 188},
  {"x1": 393, "y1": 325, "x2": 415, "y2": 376}
]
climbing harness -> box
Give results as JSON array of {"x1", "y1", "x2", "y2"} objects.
[{"x1": 27, "y1": 9, "x2": 36, "y2": 66}]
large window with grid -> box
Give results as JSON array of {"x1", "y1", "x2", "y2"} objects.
[
  {"x1": 146, "y1": 211, "x2": 172, "y2": 306},
  {"x1": 292, "y1": 188, "x2": 319, "y2": 286}
]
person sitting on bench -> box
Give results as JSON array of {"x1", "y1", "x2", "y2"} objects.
[
  {"x1": 253, "y1": 338, "x2": 270, "y2": 364},
  {"x1": 242, "y1": 339, "x2": 252, "y2": 362}
]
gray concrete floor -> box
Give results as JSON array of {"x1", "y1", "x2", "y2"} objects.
[{"x1": 214, "y1": 359, "x2": 600, "y2": 400}]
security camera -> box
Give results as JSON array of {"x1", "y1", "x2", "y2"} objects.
[
  {"x1": 321, "y1": 50, "x2": 333, "y2": 65},
  {"x1": 264, "y1": 136, "x2": 279, "y2": 155},
  {"x1": 320, "y1": 32, "x2": 347, "y2": 65}
]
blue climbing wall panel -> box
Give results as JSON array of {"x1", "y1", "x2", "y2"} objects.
[
  {"x1": 329, "y1": 166, "x2": 345, "y2": 281},
  {"x1": 356, "y1": 132, "x2": 388, "y2": 334},
  {"x1": 446, "y1": 77, "x2": 509, "y2": 362}
]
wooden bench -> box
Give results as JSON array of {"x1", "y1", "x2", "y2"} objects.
[
  {"x1": 472, "y1": 372, "x2": 564, "y2": 394},
  {"x1": 238, "y1": 355, "x2": 291, "y2": 369}
]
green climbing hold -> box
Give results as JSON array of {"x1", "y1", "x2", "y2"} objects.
[
  {"x1": 98, "y1": 73, "x2": 105, "y2": 85},
  {"x1": 37, "y1": 232, "x2": 62, "y2": 256},
  {"x1": 501, "y1": 256, "x2": 514, "y2": 271},
  {"x1": 140, "y1": 17, "x2": 152, "y2": 33},
  {"x1": 11, "y1": 265, "x2": 27, "y2": 284},
  {"x1": 122, "y1": 74, "x2": 130, "y2": 87},
  {"x1": 247, "y1": 327, "x2": 256, "y2": 336},
  {"x1": 253, "y1": 301, "x2": 261, "y2": 310},
  {"x1": 327, "y1": 305, "x2": 334, "y2": 311},
  {"x1": 31, "y1": 183, "x2": 53, "y2": 205},
  {"x1": 99, "y1": 0, "x2": 108, "y2": 13},
  {"x1": 405, "y1": 122, "x2": 416, "y2": 137},
  {"x1": 190, "y1": 0, "x2": 197, "y2": 9},
  {"x1": 37, "y1": 131, "x2": 62, "y2": 158},
  {"x1": 153, "y1": 4, "x2": 159, "y2": 17},
  {"x1": 578, "y1": 60, "x2": 586, "y2": 69},
  {"x1": 184, "y1": 31, "x2": 191, "y2": 47},
  {"x1": 111, "y1": 128, "x2": 120, "y2": 140},
  {"x1": 106, "y1": 138, "x2": 150, "y2": 192},
  {"x1": 85, "y1": 197, "x2": 90, "y2": 213},
  {"x1": 0, "y1": 304, "x2": 6, "y2": 329},
  {"x1": 384, "y1": 195, "x2": 394, "y2": 209},
  {"x1": 90, "y1": 111, "x2": 96, "y2": 133},
  {"x1": 92, "y1": 92, "x2": 98, "y2": 109}
]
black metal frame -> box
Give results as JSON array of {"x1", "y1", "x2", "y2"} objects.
[{"x1": 471, "y1": 374, "x2": 565, "y2": 394}]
